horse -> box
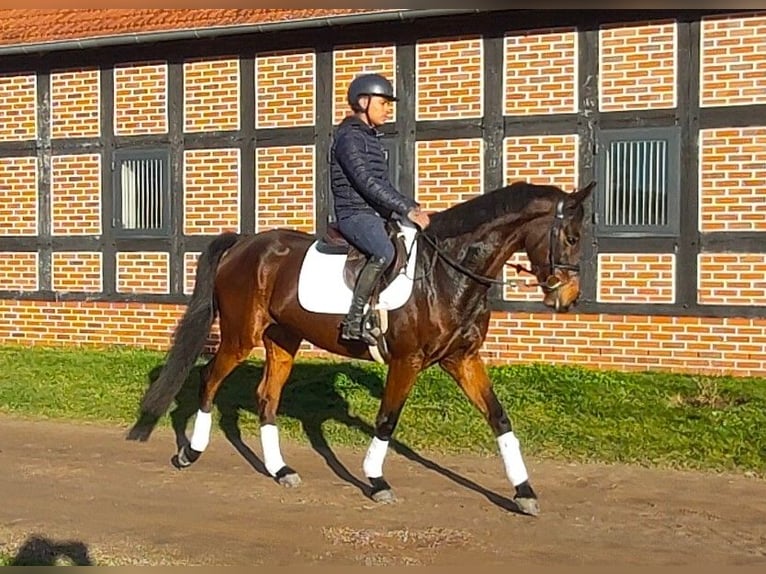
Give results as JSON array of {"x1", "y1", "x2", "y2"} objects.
[{"x1": 127, "y1": 179, "x2": 596, "y2": 517}]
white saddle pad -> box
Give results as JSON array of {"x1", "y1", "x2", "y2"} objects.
[{"x1": 297, "y1": 223, "x2": 419, "y2": 314}]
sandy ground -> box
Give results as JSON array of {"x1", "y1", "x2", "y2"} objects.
[{"x1": 0, "y1": 415, "x2": 764, "y2": 566}]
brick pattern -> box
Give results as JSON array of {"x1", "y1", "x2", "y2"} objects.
[
  {"x1": 115, "y1": 252, "x2": 169, "y2": 294},
  {"x1": 0, "y1": 73, "x2": 36, "y2": 141},
  {"x1": 0, "y1": 299, "x2": 187, "y2": 349},
  {"x1": 0, "y1": 157, "x2": 37, "y2": 236},
  {"x1": 256, "y1": 145, "x2": 315, "y2": 233},
  {"x1": 1, "y1": 298, "x2": 763, "y2": 377},
  {"x1": 415, "y1": 138, "x2": 483, "y2": 212},
  {"x1": 416, "y1": 36, "x2": 482, "y2": 121},
  {"x1": 184, "y1": 251, "x2": 200, "y2": 296},
  {"x1": 700, "y1": 13, "x2": 766, "y2": 107},
  {"x1": 504, "y1": 28, "x2": 578, "y2": 115},
  {"x1": 50, "y1": 68, "x2": 100, "y2": 138},
  {"x1": 484, "y1": 312, "x2": 766, "y2": 377},
  {"x1": 0, "y1": 252, "x2": 38, "y2": 291},
  {"x1": 256, "y1": 51, "x2": 315, "y2": 129},
  {"x1": 51, "y1": 252, "x2": 102, "y2": 293},
  {"x1": 599, "y1": 21, "x2": 676, "y2": 111},
  {"x1": 699, "y1": 127, "x2": 766, "y2": 232},
  {"x1": 698, "y1": 253, "x2": 766, "y2": 306},
  {"x1": 597, "y1": 254, "x2": 675, "y2": 303},
  {"x1": 50, "y1": 154, "x2": 101, "y2": 236},
  {"x1": 504, "y1": 135, "x2": 578, "y2": 190},
  {"x1": 183, "y1": 148, "x2": 240, "y2": 235},
  {"x1": 183, "y1": 57, "x2": 240, "y2": 133},
  {"x1": 114, "y1": 62, "x2": 168, "y2": 135},
  {"x1": 332, "y1": 44, "x2": 396, "y2": 124}
]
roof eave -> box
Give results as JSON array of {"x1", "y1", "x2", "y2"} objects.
[{"x1": 0, "y1": 9, "x2": 492, "y2": 56}]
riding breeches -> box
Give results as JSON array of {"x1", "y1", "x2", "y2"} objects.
[{"x1": 336, "y1": 213, "x2": 395, "y2": 267}]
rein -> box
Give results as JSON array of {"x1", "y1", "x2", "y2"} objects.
[{"x1": 414, "y1": 198, "x2": 578, "y2": 291}]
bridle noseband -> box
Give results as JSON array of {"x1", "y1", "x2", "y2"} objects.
[{"x1": 417, "y1": 198, "x2": 578, "y2": 292}]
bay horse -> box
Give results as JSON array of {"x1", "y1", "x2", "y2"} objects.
[{"x1": 127, "y1": 179, "x2": 595, "y2": 517}]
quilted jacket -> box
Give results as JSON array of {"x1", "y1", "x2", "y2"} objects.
[{"x1": 330, "y1": 116, "x2": 418, "y2": 221}]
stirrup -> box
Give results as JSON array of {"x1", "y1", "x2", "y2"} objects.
[{"x1": 340, "y1": 317, "x2": 378, "y2": 346}]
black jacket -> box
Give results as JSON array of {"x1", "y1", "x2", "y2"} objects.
[{"x1": 330, "y1": 116, "x2": 418, "y2": 221}]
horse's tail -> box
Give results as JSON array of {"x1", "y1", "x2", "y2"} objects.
[{"x1": 126, "y1": 231, "x2": 240, "y2": 441}]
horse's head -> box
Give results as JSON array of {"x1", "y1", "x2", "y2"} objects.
[{"x1": 523, "y1": 181, "x2": 595, "y2": 312}]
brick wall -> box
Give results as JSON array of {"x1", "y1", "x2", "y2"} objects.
[
  {"x1": 256, "y1": 50, "x2": 315, "y2": 129},
  {"x1": 255, "y1": 145, "x2": 315, "y2": 233},
  {"x1": 698, "y1": 253, "x2": 766, "y2": 306},
  {"x1": 0, "y1": 253, "x2": 38, "y2": 291},
  {"x1": 699, "y1": 128, "x2": 765, "y2": 232},
  {"x1": 597, "y1": 254, "x2": 676, "y2": 304},
  {"x1": 0, "y1": 157, "x2": 37, "y2": 236},
  {"x1": 599, "y1": 21, "x2": 677, "y2": 111},
  {"x1": 51, "y1": 252, "x2": 103, "y2": 293},
  {"x1": 504, "y1": 28, "x2": 578, "y2": 115},
  {"x1": 503, "y1": 135, "x2": 578, "y2": 190},
  {"x1": 183, "y1": 148, "x2": 241, "y2": 235},
  {"x1": 50, "y1": 68, "x2": 100, "y2": 138},
  {"x1": 700, "y1": 12, "x2": 766, "y2": 107},
  {"x1": 0, "y1": 73, "x2": 36, "y2": 141},
  {"x1": 114, "y1": 62, "x2": 168, "y2": 135},
  {"x1": 50, "y1": 154, "x2": 102, "y2": 236},
  {"x1": 115, "y1": 252, "x2": 169, "y2": 294},
  {"x1": 484, "y1": 313, "x2": 766, "y2": 376},
  {"x1": 416, "y1": 36, "x2": 483, "y2": 120},
  {"x1": 414, "y1": 138, "x2": 483, "y2": 211},
  {"x1": 184, "y1": 57, "x2": 240, "y2": 132}
]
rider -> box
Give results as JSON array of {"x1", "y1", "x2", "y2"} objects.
[{"x1": 330, "y1": 72, "x2": 430, "y2": 345}]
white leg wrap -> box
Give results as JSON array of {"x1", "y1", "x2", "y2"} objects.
[
  {"x1": 497, "y1": 431, "x2": 529, "y2": 486},
  {"x1": 189, "y1": 410, "x2": 213, "y2": 452},
  {"x1": 260, "y1": 424, "x2": 287, "y2": 477},
  {"x1": 363, "y1": 437, "x2": 389, "y2": 479}
]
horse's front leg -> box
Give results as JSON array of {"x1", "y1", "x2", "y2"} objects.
[
  {"x1": 363, "y1": 357, "x2": 420, "y2": 503},
  {"x1": 440, "y1": 352, "x2": 539, "y2": 516}
]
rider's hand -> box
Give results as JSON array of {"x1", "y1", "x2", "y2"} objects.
[{"x1": 407, "y1": 207, "x2": 430, "y2": 230}]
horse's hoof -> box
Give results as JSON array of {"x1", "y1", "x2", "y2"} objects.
[
  {"x1": 369, "y1": 476, "x2": 395, "y2": 504},
  {"x1": 171, "y1": 445, "x2": 200, "y2": 469},
  {"x1": 371, "y1": 488, "x2": 396, "y2": 504},
  {"x1": 275, "y1": 466, "x2": 301, "y2": 488},
  {"x1": 514, "y1": 496, "x2": 540, "y2": 516}
]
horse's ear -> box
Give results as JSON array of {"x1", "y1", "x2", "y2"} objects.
[{"x1": 567, "y1": 180, "x2": 596, "y2": 207}]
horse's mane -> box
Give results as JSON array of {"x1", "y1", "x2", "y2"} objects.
[{"x1": 426, "y1": 181, "x2": 567, "y2": 239}]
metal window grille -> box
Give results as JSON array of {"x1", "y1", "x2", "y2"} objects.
[
  {"x1": 113, "y1": 150, "x2": 170, "y2": 236},
  {"x1": 596, "y1": 127, "x2": 680, "y2": 237}
]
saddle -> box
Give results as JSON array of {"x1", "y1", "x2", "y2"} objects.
[{"x1": 315, "y1": 218, "x2": 410, "y2": 293}]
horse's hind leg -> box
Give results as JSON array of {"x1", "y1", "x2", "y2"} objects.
[
  {"x1": 256, "y1": 325, "x2": 302, "y2": 487},
  {"x1": 439, "y1": 352, "x2": 539, "y2": 517},
  {"x1": 174, "y1": 340, "x2": 250, "y2": 469}
]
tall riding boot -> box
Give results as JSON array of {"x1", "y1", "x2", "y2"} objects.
[{"x1": 340, "y1": 256, "x2": 388, "y2": 345}]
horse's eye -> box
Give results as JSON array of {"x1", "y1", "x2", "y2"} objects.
[{"x1": 566, "y1": 235, "x2": 578, "y2": 246}]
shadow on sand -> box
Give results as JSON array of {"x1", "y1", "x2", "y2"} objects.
[{"x1": 138, "y1": 358, "x2": 523, "y2": 514}]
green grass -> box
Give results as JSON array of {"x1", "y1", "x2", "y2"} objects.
[{"x1": 0, "y1": 344, "x2": 764, "y2": 475}]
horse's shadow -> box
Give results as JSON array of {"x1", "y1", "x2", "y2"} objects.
[{"x1": 147, "y1": 358, "x2": 523, "y2": 513}]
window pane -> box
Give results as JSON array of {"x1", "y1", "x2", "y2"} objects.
[
  {"x1": 119, "y1": 157, "x2": 165, "y2": 231},
  {"x1": 604, "y1": 138, "x2": 668, "y2": 228}
]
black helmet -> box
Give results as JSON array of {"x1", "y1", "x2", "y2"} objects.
[{"x1": 347, "y1": 73, "x2": 398, "y2": 111}]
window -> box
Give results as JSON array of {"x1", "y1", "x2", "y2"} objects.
[
  {"x1": 112, "y1": 149, "x2": 170, "y2": 237},
  {"x1": 595, "y1": 127, "x2": 680, "y2": 237}
]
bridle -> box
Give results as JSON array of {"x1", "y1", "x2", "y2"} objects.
[{"x1": 417, "y1": 198, "x2": 578, "y2": 293}]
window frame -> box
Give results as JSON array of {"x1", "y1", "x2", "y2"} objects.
[
  {"x1": 594, "y1": 126, "x2": 681, "y2": 238},
  {"x1": 111, "y1": 148, "x2": 171, "y2": 238}
]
